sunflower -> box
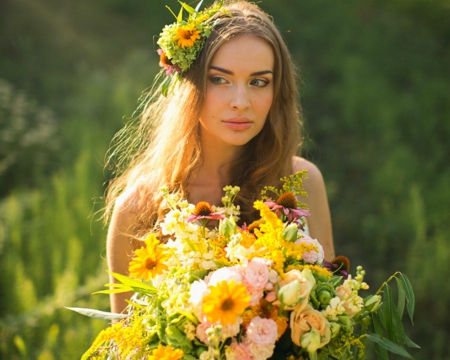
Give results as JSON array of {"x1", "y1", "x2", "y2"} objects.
[
  {"x1": 128, "y1": 234, "x2": 170, "y2": 281},
  {"x1": 173, "y1": 24, "x2": 201, "y2": 48},
  {"x1": 202, "y1": 280, "x2": 250, "y2": 325},
  {"x1": 149, "y1": 344, "x2": 184, "y2": 360}
]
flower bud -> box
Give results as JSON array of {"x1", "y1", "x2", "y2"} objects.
[
  {"x1": 337, "y1": 315, "x2": 352, "y2": 329},
  {"x1": 318, "y1": 290, "x2": 332, "y2": 306},
  {"x1": 301, "y1": 327, "x2": 321, "y2": 353},
  {"x1": 282, "y1": 223, "x2": 299, "y2": 242},
  {"x1": 361, "y1": 282, "x2": 369, "y2": 290},
  {"x1": 278, "y1": 280, "x2": 303, "y2": 307},
  {"x1": 329, "y1": 322, "x2": 341, "y2": 338},
  {"x1": 364, "y1": 295, "x2": 382, "y2": 313},
  {"x1": 362, "y1": 315, "x2": 371, "y2": 327},
  {"x1": 265, "y1": 291, "x2": 277, "y2": 302},
  {"x1": 219, "y1": 217, "x2": 237, "y2": 237}
]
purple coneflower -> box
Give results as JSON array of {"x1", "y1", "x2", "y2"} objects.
[
  {"x1": 324, "y1": 255, "x2": 351, "y2": 279},
  {"x1": 264, "y1": 192, "x2": 310, "y2": 223},
  {"x1": 187, "y1": 201, "x2": 226, "y2": 223}
]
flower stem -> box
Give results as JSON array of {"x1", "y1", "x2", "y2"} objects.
[{"x1": 375, "y1": 271, "x2": 400, "y2": 295}]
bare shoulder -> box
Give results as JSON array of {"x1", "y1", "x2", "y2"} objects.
[
  {"x1": 292, "y1": 156, "x2": 325, "y2": 189},
  {"x1": 292, "y1": 157, "x2": 335, "y2": 259},
  {"x1": 114, "y1": 184, "x2": 142, "y2": 215}
]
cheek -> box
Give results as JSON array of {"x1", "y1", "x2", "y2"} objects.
[{"x1": 260, "y1": 94, "x2": 274, "y2": 118}]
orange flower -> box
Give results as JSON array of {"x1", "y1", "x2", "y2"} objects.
[
  {"x1": 173, "y1": 24, "x2": 201, "y2": 48},
  {"x1": 149, "y1": 344, "x2": 184, "y2": 360}
]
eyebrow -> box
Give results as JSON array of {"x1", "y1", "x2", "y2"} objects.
[{"x1": 209, "y1": 66, "x2": 273, "y2": 76}]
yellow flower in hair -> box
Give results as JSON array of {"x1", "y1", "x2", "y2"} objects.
[
  {"x1": 202, "y1": 279, "x2": 250, "y2": 325},
  {"x1": 128, "y1": 234, "x2": 170, "y2": 281},
  {"x1": 173, "y1": 24, "x2": 201, "y2": 48},
  {"x1": 149, "y1": 344, "x2": 184, "y2": 360}
]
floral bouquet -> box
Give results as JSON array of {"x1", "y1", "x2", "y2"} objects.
[{"x1": 69, "y1": 171, "x2": 418, "y2": 360}]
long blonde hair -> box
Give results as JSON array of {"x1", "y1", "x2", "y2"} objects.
[{"x1": 105, "y1": 0, "x2": 303, "y2": 230}]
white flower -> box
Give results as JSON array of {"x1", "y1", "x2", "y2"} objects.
[
  {"x1": 207, "y1": 266, "x2": 243, "y2": 286},
  {"x1": 199, "y1": 347, "x2": 219, "y2": 360},
  {"x1": 189, "y1": 280, "x2": 208, "y2": 319},
  {"x1": 323, "y1": 296, "x2": 346, "y2": 321},
  {"x1": 226, "y1": 233, "x2": 254, "y2": 265}
]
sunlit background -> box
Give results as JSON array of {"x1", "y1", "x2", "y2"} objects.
[{"x1": 1, "y1": 0, "x2": 449, "y2": 358}]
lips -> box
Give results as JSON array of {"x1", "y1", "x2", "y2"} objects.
[{"x1": 222, "y1": 117, "x2": 252, "y2": 131}]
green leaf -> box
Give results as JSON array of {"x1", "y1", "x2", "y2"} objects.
[
  {"x1": 404, "y1": 333, "x2": 421, "y2": 349},
  {"x1": 108, "y1": 271, "x2": 157, "y2": 293},
  {"x1": 367, "y1": 334, "x2": 413, "y2": 358},
  {"x1": 392, "y1": 302, "x2": 409, "y2": 347},
  {"x1": 395, "y1": 276, "x2": 406, "y2": 318},
  {"x1": 165, "y1": 5, "x2": 178, "y2": 20},
  {"x1": 399, "y1": 273, "x2": 415, "y2": 324},
  {"x1": 66, "y1": 307, "x2": 128, "y2": 320},
  {"x1": 177, "y1": 5, "x2": 184, "y2": 23},
  {"x1": 385, "y1": 284, "x2": 410, "y2": 346},
  {"x1": 179, "y1": 1, "x2": 195, "y2": 15},
  {"x1": 382, "y1": 284, "x2": 395, "y2": 341},
  {"x1": 370, "y1": 312, "x2": 389, "y2": 360}
]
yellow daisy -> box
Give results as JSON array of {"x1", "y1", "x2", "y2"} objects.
[
  {"x1": 173, "y1": 24, "x2": 201, "y2": 48},
  {"x1": 128, "y1": 234, "x2": 170, "y2": 281},
  {"x1": 149, "y1": 344, "x2": 184, "y2": 360},
  {"x1": 202, "y1": 280, "x2": 250, "y2": 325}
]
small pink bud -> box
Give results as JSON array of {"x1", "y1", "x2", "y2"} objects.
[{"x1": 265, "y1": 291, "x2": 277, "y2": 302}]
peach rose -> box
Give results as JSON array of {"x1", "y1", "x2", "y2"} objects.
[{"x1": 290, "y1": 304, "x2": 331, "y2": 349}]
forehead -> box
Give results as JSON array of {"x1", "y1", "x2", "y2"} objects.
[{"x1": 210, "y1": 34, "x2": 275, "y2": 72}]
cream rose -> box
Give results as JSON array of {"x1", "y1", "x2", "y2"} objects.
[
  {"x1": 290, "y1": 304, "x2": 331, "y2": 349},
  {"x1": 277, "y1": 268, "x2": 315, "y2": 312}
]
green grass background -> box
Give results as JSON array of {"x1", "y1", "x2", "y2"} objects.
[{"x1": 1, "y1": 0, "x2": 449, "y2": 358}]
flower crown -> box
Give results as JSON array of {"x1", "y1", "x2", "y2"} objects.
[{"x1": 156, "y1": 1, "x2": 226, "y2": 95}]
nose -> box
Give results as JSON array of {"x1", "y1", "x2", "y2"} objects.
[{"x1": 229, "y1": 84, "x2": 250, "y2": 112}]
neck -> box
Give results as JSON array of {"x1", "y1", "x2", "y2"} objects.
[{"x1": 187, "y1": 135, "x2": 244, "y2": 205}]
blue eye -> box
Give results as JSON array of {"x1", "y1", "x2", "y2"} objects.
[{"x1": 250, "y1": 78, "x2": 269, "y2": 87}]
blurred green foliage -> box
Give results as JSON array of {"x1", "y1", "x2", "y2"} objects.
[{"x1": 1, "y1": 0, "x2": 449, "y2": 358}]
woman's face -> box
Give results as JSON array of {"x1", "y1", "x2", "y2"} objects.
[{"x1": 199, "y1": 34, "x2": 275, "y2": 149}]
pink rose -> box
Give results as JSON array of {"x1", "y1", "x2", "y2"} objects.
[
  {"x1": 246, "y1": 316, "x2": 278, "y2": 345},
  {"x1": 241, "y1": 258, "x2": 270, "y2": 306},
  {"x1": 242, "y1": 258, "x2": 269, "y2": 290},
  {"x1": 295, "y1": 236, "x2": 324, "y2": 264},
  {"x1": 196, "y1": 320, "x2": 212, "y2": 345},
  {"x1": 227, "y1": 340, "x2": 252, "y2": 360},
  {"x1": 244, "y1": 338, "x2": 274, "y2": 360}
]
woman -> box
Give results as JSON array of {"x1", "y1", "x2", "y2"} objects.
[{"x1": 105, "y1": 0, "x2": 334, "y2": 314}]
